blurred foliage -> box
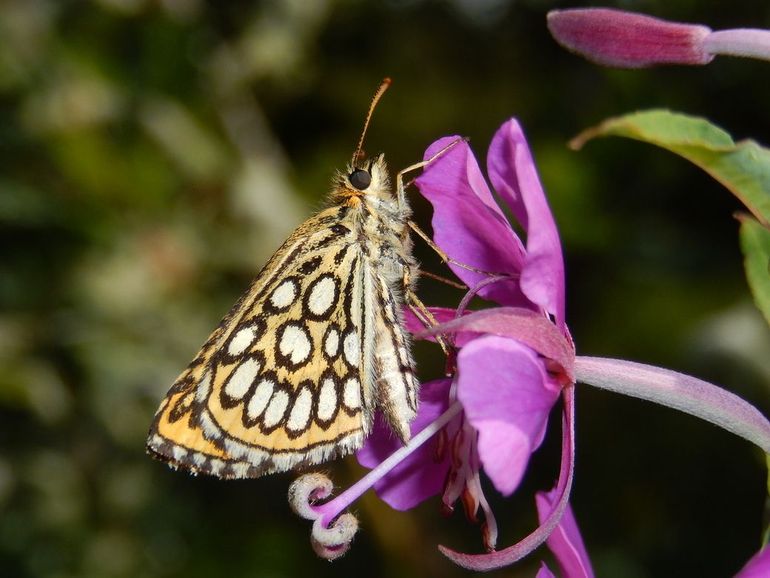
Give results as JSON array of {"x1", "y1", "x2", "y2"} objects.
[{"x1": 1, "y1": 1, "x2": 770, "y2": 577}]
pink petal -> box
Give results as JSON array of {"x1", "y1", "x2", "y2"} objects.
[
  {"x1": 537, "y1": 563, "x2": 558, "y2": 578},
  {"x1": 547, "y1": 8, "x2": 713, "y2": 68},
  {"x1": 415, "y1": 137, "x2": 529, "y2": 307},
  {"x1": 536, "y1": 491, "x2": 595, "y2": 578},
  {"x1": 417, "y1": 307, "x2": 575, "y2": 384},
  {"x1": 356, "y1": 379, "x2": 455, "y2": 510},
  {"x1": 457, "y1": 336, "x2": 560, "y2": 495},
  {"x1": 487, "y1": 119, "x2": 566, "y2": 331},
  {"x1": 735, "y1": 546, "x2": 770, "y2": 578},
  {"x1": 402, "y1": 306, "x2": 459, "y2": 340},
  {"x1": 439, "y1": 386, "x2": 577, "y2": 570}
]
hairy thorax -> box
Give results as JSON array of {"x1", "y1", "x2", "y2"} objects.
[{"x1": 353, "y1": 194, "x2": 416, "y2": 291}]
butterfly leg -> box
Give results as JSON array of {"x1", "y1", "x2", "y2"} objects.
[
  {"x1": 395, "y1": 138, "x2": 465, "y2": 209},
  {"x1": 408, "y1": 220, "x2": 495, "y2": 277},
  {"x1": 419, "y1": 269, "x2": 467, "y2": 290},
  {"x1": 407, "y1": 295, "x2": 452, "y2": 356},
  {"x1": 402, "y1": 267, "x2": 452, "y2": 355},
  {"x1": 397, "y1": 139, "x2": 499, "y2": 278}
]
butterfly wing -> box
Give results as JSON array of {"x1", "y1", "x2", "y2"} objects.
[
  {"x1": 369, "y1": 272, "x2": 419, "y2": 442},
  {"x1": 147, "y1": 207, "x2": 375, "y2": 478}
]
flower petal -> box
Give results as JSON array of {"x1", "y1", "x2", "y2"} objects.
[
  {"x1": 402, "y1": 306, "x2": 459, "y2": 340},
  {"x1": 536, "y1": 491, "x2": 595, "y2": 578},
  {"x1": 416, "y1": 307, "x2": 575, "y2": 384},
  {"x1": 536, "y1": 563, "x2": 558, "y2": 578},
  {"x1": 439, "y1": 386, "x2": 576, "y2": 570},
  {"x1": 357, "y1": 379, "x2": 456, "y2": 510},
  {"x1": 457, "y1": 335, "x2": 561, "y2": 495},
  {"x1": 735, "y1": 546, "x2": 770, "y2": 578},
  {"x1": 487, "y1": 119, "x2": 566, "y2": 330},
  {"x1": 416, "y1": 136, "x2": 529, "y2": 306}
]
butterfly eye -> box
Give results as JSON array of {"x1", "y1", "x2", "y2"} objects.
[{"x1": 349, "y1": 169, "x2": 371, "y2": 191}]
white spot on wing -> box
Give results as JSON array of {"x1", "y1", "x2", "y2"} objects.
[
  {"x1": 270, "y1": 280, "x2": 297, "y2": 309},
  {"x1": 279, "y1": 324, "x2": 312, "y2": 364},
  {"x1": 209, "y1": 459, "x2": 225, "y2": 476},
  {"x1": 199, "y1": 411, "x2": 221, "y2": 439},
  {"x1": 324, "y1": 329, "x2": 339, "y2": 358},
  {"x1": 287, "y1": 387, "x2": 313, "y2": 432},
  {"x1": 171, "y1": 446, "x2": 188, "y2": 461},
  {"x1": 263, "y1": 390, "x2": 290, "y2": 428},
  {"x1": 247, "y1": 379, "x2": 274, "y2": 420},
  {"x1": 195, "y1": 370, "x2": 212, "y2": 403},
  {"x1": 317, "y1": 378, "x2": 337, "y2": 422},
  {"x1": 307, "y1": 276, "x2": 336, "y2": 316},
  {"x1": 343, "y1": 331, "x2": 359, "y2": 367},
  {"x1": 224, "y1": 357, "x2": 261, "y2": 400},
  {"x1": 342, "y1": 377, "x2": 361, "y2": 410},
  {"x1": 228, "y1": 326, "x2": 257, "y2": 356}
]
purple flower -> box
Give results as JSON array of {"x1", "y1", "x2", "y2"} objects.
[
  {"x1": 401, "y1": 119, "x2": 577, "y2": 570},
  {"x1": 735, "y1": 545, "x2": 770, "y2": 578},
  {"x1": 288, "y1": 118, "x2": 770, "y2": 572},
  {"x1": 535, "y1": 488, "x2": 594, "y2": 578},
  {"x1": 417, "y1": 120, "x2": 567, "y2": 329},
  {"x1": 548, "y1": 8, "x2": 770, "y2": 68}
]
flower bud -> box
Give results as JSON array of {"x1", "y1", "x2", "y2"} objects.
[{"x1": 547, "y1": 8, "x2": 713, "y2": 68}]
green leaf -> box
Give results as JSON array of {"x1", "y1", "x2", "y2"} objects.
[
  {"x1": 740, "y1": 216, "x2": 770, "y2": 326},
  {"x1": 571, "y1": 110, "x2": 770, "y2": 226}
]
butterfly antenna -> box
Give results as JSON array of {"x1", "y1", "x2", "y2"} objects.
[{"x1": 352, "y1": 77, "x2": 391, "y2": 165}]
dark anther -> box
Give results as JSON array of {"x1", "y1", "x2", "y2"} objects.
[{"x1": 349, "y1": 169, "x2": 371, "y2": 190}]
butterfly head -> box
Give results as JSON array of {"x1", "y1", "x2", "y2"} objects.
[{"x1": 332, "y1": 154, "x2": 392, "y2": 205}]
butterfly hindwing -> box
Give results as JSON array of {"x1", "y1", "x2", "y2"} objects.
[{"x1": 148, "y1": 208, "x2": 375, "y2": 478}]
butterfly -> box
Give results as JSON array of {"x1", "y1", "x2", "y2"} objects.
[{"x1": 146, "y1": 79, "x2": 439, "y2": 479}]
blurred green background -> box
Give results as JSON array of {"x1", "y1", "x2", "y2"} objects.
[{"x1": 2, "y1": 1, "x2": 770, "y2": 577}]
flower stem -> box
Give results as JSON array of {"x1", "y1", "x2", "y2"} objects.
[
  {"x1": 575, "y1": 356, "x2": 770, "y2": 453},
  {"x1": 704, "y1": 29, "x2": 770, "y2": 61},
  {"x1": 315, "y1": 400, "x2": 463, "y2": 527},
  {"x1": 456, "y1": 275, "x2": 513, "y2": 317}
]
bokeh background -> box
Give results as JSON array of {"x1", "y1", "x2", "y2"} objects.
[{"x1": 2, "y1": 1, "x2": 770, "y2": 577}]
